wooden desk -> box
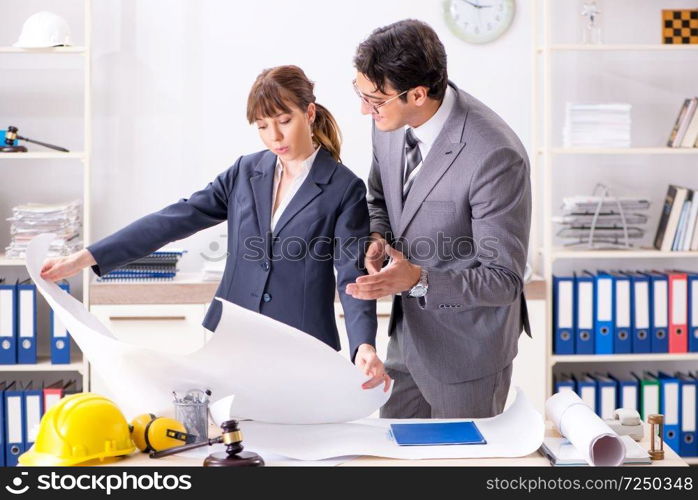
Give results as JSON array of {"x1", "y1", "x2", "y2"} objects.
[{"x1": 112, "y1": 422, "x2": 687, "y2": 467}]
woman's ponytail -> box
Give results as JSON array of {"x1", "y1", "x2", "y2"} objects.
[{"x1": 312, "y1": 103, "x2": 342, "y2": 162}]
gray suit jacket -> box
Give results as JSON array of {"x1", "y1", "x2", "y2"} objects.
[{"x1": 367, "y1": 82, "x2": 532, "y2": 384}]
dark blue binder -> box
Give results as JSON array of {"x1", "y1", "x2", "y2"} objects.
[
  {"x1": 4, "y1": 381, "x2": 25, "y2": 466},
  {"x1": 610, "y1": 271, "x2": 632, "y2": 354},
  {"x1": 676, "y1": 372, "x2": 697, "y2": 457},
  {"x1": 658, "y1": 371, "x2": 681, "y2": 454},
  {"x1": 553, "y1": 275, "x2": 575, "y2": 354},
  {"x1": 16, "y1": 281, "x2": 37, "y2": 364},
  {"x1": 643, "y1": 271, "x2": 669, "y2": 353},
  {"x1": 50, "y1": 281, "x2": 72, "y2": 364},
  {"x1": 574, "y1": 271, "x2": 595, "y2": 354},
  {"x1": 609, "y1": 373, "x2": 639, "y2": 412},
  {"x1": 390, "y1": 421, "x2": 486, "y2": 446},
  {"x1": 0, "y1": 282, "x2": 17, "y2": 364},
  {"x1": 687, "y1": 272, "x2": 698, "y2": 352},
  {"x1": 594, "y1": 271, "x2": 615, "y2": 354},
  {"x1": 621, "y1": 271, "x2": 652, "y2": 353},
  {"x1": 554, "y1": 373, "x2": 575, "y2": 394}
]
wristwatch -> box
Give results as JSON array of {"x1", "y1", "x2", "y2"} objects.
[{"x1": 408, "y1": 267, "x2": 429, "y2": 298}]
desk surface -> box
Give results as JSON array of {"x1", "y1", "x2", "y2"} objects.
[{"x1": 112, "y1": 423, "x2": 687, "y2": 467}]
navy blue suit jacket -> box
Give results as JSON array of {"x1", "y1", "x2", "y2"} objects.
[{"x1": 88, "y1": 148, "x2": 377, "y2": 358}]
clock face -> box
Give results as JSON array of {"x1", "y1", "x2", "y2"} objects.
[{"x1": 443, "y1": 0, "x2": 516, "y2": 44}]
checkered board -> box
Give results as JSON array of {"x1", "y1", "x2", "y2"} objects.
[{"x1": 662, "y1": 9, "x2": 698, "y2": 44}]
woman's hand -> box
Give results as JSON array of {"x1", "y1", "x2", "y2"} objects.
[
  {"x1": 355, "y1": 343, "x2": 391, "y2": 392},
  {"x1": 40, "y1": 249, "x2": 97, "y2": 282}
]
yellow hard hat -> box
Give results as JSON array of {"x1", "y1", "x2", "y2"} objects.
[
  {"x1": 130, "y1": 414, "x2": 194, "y2": 453},
  {"x1": 19, "y1": 393, "x2": 136, "y2": 466}
]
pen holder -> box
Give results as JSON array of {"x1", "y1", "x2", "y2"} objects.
[{"x1": 174, "y1": 399, "x2": 209, "y2": 444}]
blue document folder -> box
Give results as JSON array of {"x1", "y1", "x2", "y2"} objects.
[{"x1": 390, "y1": 421, "x2": 486, "y2": 446}]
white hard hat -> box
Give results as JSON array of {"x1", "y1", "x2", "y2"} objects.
[{"x1": 13, "y1": 11, "x2": 72, "y2": 48}]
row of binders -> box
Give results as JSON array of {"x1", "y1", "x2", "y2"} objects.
[
  {"x1": 0, "y1": 279, "x2": 71, "y2": 364},
  {"x1": 554, "y1": 372, "x2": 697, "y2": 458},
  {"x1": 1, "y1": 379, "x2": 81, "y2": 466},
  {"x1": 553, "y1": 270, "x2": 698, "y2": 355}
]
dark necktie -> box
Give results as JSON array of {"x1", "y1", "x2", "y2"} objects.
[{"x1": 402, "y1": 128, "x2": 422, "y2": 202}]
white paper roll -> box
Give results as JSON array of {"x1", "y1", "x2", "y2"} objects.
[{"x1": 546, "y1": 390, "x2": 625, "y2": 466}]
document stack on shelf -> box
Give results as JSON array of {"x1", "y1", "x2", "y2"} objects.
[
  {"x1": 553, "y1": 371, "x2": 697, "y2": 458},
  {"x1": 5, "y1": 200, "x2": 82, "y2": 259},
  {"x1": 554, "y1": 194, "x2": 651, "y2": 247},
  {"x1": 553, "y1": 270, "x2": 698, "y2": 355},
  {"x1": 667, "y1": 97, "x2": 698, "y2": 148},
  {"x1": 654, "y1": 184, "x2": 698, "y2": 251},
  {"x1": 563, "y1": 103, "x2": 632, "y2": 148},
  {"x1": 0, "y1": 378, "x2": 81, "y2": 466},
  {"x1": 96, "y1": 249, "x2": 185, "y2": 282}
]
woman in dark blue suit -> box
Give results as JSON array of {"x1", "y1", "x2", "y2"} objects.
[{"x1": 41, "y1": 65, "x2": 390, "y2": 391}]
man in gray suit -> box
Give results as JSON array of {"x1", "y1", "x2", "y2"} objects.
[{"x1": 346, "y1": 19, "x2": 532, "y2": 418}]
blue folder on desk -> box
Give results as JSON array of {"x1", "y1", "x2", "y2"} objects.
[
  {"x1": 390, "y1": 421, "x2": 486, "y2": 446},
  {"x1": 575, "y1": 271, "x2": 595, "y2": 354}
]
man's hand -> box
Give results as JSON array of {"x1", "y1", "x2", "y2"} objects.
[
  {"x1": 364, "y1": 233, "x2": 388, "y2": 275},
  {"x1": 347, "y1": 245, "x2": 421, "y2": 300},
  {"x1": 40, "y1": 249, "x2": 97, "y2": 282},
  {"x1": 355, "y1": 344, "x2": 391, "y2": 392}
]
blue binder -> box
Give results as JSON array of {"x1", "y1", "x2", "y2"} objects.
[
  {"x1": 22, "y1": 382, "x2": 43, "y2": 452},
  {"x1": 594, "y1": 271, "x2": 615, "y2": 354},
  {"x1": 390, "y1": 421, "x2": 486, "y2": 446},
  {"x1": 0, "y1": 282, "x2": 17, "y2": 364},
  {"x1": 658, "y1": 371, "x2": 681, "y2": 454},
  {"x1": 574, "y1": 271, "x2": 595, "y2": 354},
  {"x1": 610, "y1": 272, "x2": 632, "y2": 354},
  {"x1": 553, "y1": 275, "x2": 575, "y2": 354},
  {"x1": 574, "y1": 374, "x2": 598, "y2": 414},
  {"x1": 554, "y1": 373, "x2": 575, "y2": 394},
  {"x1": 609, "y1": 373, "x2": 639, "y2": 412},
  {"x1": 4, "y1": 381, "x2": 25, "y2": 466},
  {"x1": 591, "y1": 373, "x2": 617, "y2": 420},
  {"x1": 677, "y1": 373, "x2": 697, "y2": 457},
  {"x1": 16, "y1": 281, "x2": 37, "y2": 364},
  {"x1": 0, "y1": 381, "x2": 5, "y2": 467},
  {"x1": 688, "y1": 272, "x2": 698, "y2": 352},
  {"x1": 50, "y1": 282, "x2": 72, "y2": 364},
  {"x1": 643, "y1": 271, "x2": 669, "y2": 353},
  {"x1": 621, "y1": 271, "x2": 652, "y2": 353}
]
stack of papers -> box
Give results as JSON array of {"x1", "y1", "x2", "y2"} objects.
[
  {"x1": 563, "y1": 103, "x2": 632, "y2": 148},
  {"x1": 555, "y1": 195, "x2": 651, "y2": 247},
  {"x1": 5, "y1": 200, "x2": 82, "y2": 259}
]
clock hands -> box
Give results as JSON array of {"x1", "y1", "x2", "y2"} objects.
[{"x1": 460, "y1": 0, "x2": 493, "y2": 9}]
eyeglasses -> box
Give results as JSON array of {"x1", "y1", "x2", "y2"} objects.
[{"x1": 352, "y1": 79, "x2": 408, "y2": 114}]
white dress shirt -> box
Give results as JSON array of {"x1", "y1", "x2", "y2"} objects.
[
  {"x1": 271, "y1": 146, "x2": 320, "y2": 231},
  {"x1": 403, "y1": 85, "x2": 457, "y2": 189}
]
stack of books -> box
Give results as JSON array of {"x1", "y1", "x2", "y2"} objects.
[
  {"x1": 5, "y1": 200, "x2": 82, "y2": 259},
  {"x1": 563, "y1": 103, "x2": 632, "y2": 148},
  {"x1": 554, "y1": 195, "x2": 651, "y2": 246},
  {"x1": 96, "y1": 249, "x2": 185, "y2": 282},
  {"x1": 667, "y1": 97, "x2": 698, "y2": 148},
  {"x1": 653, "y1": 184, "x2": 698, "y2": 251}
]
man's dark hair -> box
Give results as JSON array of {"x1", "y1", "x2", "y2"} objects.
[{"x1": 353, "y1": 19, "x2": 448, "y2": 102}]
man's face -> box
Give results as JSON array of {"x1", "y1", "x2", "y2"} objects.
[{"x1": 354, "y1": 72, "x2": 410, "y2": 132}]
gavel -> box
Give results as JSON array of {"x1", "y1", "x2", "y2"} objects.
[
  {"x1": 149, "y1": 419, "x2": 264, "y2": 467},
  {"x1": 2, "y1": 125, "x2": 70, "y2": 153}
]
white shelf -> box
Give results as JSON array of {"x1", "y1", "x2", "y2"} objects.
[
  {"x1": 0, "y1": 46, "x2": 86, "y2": 54},
  {"x1": 0, "y1": 152, "x2": 85, "y2": 160},
  {"x1": 540, "y1": 148, "x2": 698, "y2": 155},
  {"x1": 550, "y1": 248, "x2": 698, "y2": 259},
  {"x1": 0, "y1": 254, "x2": 25, "y2": 267},
  {"x1": 541, "y1": 44, "x2": 698, "y2": 52},
  {"x1": 551, "y1": 353, "x2": 698, "y2": 364},
  {"x1": 0, "y1": 356, "x2": 85, "y2": 374}
]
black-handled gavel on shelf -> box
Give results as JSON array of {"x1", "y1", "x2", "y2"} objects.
[
  {"x1": 2, "y1": 125, "x2": 70, "y2": 153},
  {"x1": 149, "y1": 419, "x2": 264, "y2": 467}
]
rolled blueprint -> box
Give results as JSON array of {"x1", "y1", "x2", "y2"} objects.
[{"x1": 546, "y1": 390, "x2": 625, "y2": 466}]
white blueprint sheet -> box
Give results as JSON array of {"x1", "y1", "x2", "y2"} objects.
[{"x1": 26, "y1": 234, "x2": 390, "y2": 424}]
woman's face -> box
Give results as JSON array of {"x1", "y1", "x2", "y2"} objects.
[{"x1": 255, "y1": 102, "x2": 315, "y2": 163}]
